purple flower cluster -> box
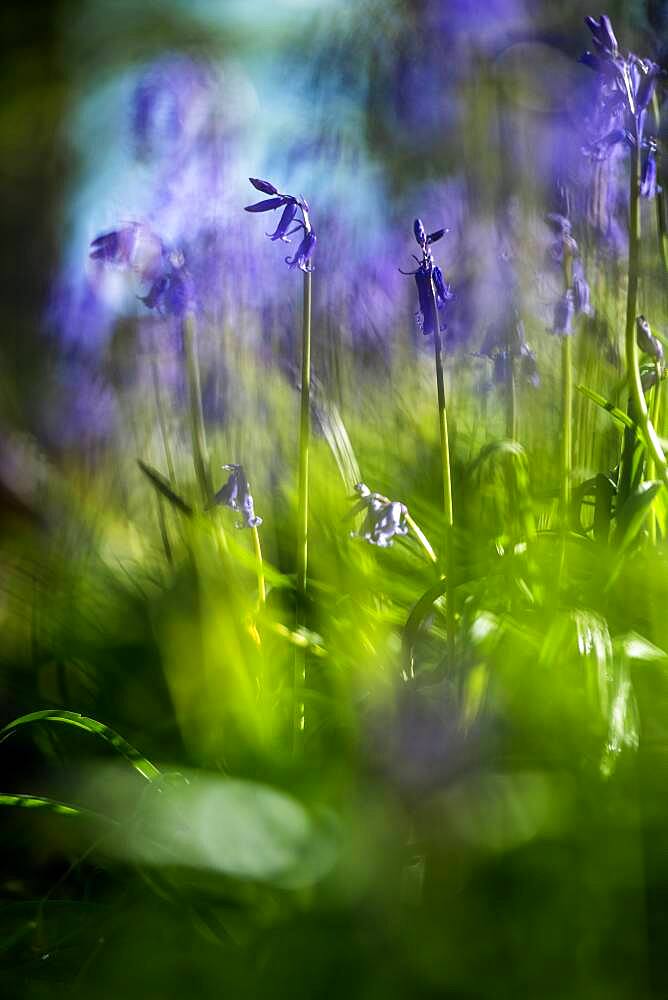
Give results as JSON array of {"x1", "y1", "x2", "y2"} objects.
[
  {"x1": 89, "y1": 222, "x2": 193, "y2": 317},
  {"x1": 244, "y1": 178, "x2": 316, "y2": 272},
  {"x1": 401, "y1": 219, "x2": 453, "y2": 336},
  {"x1": 211, "y1": 464, "x2": 262, "y2": 528},
  {"x1": 581, "y1": 14, "x2": 662, "y2": 201}
]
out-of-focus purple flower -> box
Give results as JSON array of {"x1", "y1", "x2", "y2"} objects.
[
  {"x1": 401, "y1": 218, "x2": 453, "y2": 336},
  {"x1": 244, "y1": 178, "x2": 316, "y2": 273},
  {"x1": 636, "y1": 315, "x2": 664, "y2": 367},
  {"x1": 552, "y1": 289, "x2": 575, "y2": 336},
  {"x1": 211, "y1": 464, "x2": 262, "y2": 528},
  {"x1": 640, "y1": 140, "x2": 659, "y2": 199},
  {"x1": 572, "y1": 258, "x2": 593, "y2": 316},
  {"x1": 90, "y1": 223, "x2": 194, "y2": 317},
  {"x1": 480, "y1": 315, "x2": 540, "y2": 388},
  {"x1": 349, "y1": 483, "x2": 409, "y2": 548},
  {"x1": 584, "y1": 14, "x2": 619, "y2": 60}
]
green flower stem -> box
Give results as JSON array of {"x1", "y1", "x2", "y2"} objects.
[
  {"x1": 251, "y1": 524, "x2": 266, "y2": 607},
  {"x1": 648, "y1": 365, "x2": 663, "y2": 544},
  {"x1": 183, "y1": 311, "x2": 213, "y2": 507},
  {"x1": 625, "y1": 142, "x2": 668, "y2": 483},
  {"x1": 294, "y1": 269, "x2": 312, "y2": 744},
  {"x1": 431, "y1": 299, "x2": 456, "y2": 661},
  {"x1": 505, "y1": 355, "x2": 517, "y2": 442},
  {"x1": 561, "y1": 252, "x2": 574, "y2": 523},
  {"x1": 651, "y1": 93, "x2": 668, "y2": 278},
  {"x1": 404, "y1": 513, "x2": 438, "y2": 566},
  {"x1": 149, "y1": 328, "x2": 175, "y2": 483}
]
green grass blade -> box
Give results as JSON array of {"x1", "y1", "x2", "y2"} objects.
[
  {"x1": 0, "y1": 792, "x2": 108, "y2": 821},
  {"x1": 0, "y1": 711, "x2": 161, "y2": 782},
  {"x1": 137, "y1": 460, "x2": 193, "y2": 516}
]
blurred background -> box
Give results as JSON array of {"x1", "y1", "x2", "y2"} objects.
[{"x1": 3, "y1": 0, "x2": 668, "y2": 997}]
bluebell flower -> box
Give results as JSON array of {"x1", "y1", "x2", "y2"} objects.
[
  {"x1": 572, "y1": 258, "x2": 593, "y2": 317},
  {"x1": 349, "y1": 483, "x2": 409, "y2": 548},
  {"x1": 479, "y1": 315, "x2": 540, "y2": 388},
  {"x1": 640, "y1": 139, "x2": 659, "y2": 199},
  {"x1": 211, "y1": 464, "x2": 262, "y2": 528},
  {"x1": 636, "y1": 315, "x2": 664, "y2": 367},
  {"x1": 90, "y1": 223, "x2": 194, "y2": 317},
  {"x1": 244, "y1": 178, "x2": 316, "y2": 272},
  {"x1": 401, "y1": 218, "x2": 453, "y2": 336},
  {"x1": 552, "y1": 289, "x2": 575, "y2": 337},
  {"x1": 581, "y1": 15, "x2": 662, "y2": 167}
]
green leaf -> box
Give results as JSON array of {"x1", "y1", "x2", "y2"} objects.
[
  {"x1": 0, "y1": 792, "x2": 107, "y2": 822},
  {"x1": 577, "y1": 384, "x2": 637, "y2": 432},
  {"x1": 613, "y1": 480, "x2": 662, "y2": 551},
  {"x1": 137, "y1": 460, "x2": 193, "y2": 516},
  {"x1": 0, "y1": 711, "x2": 161, "y2": 783}
]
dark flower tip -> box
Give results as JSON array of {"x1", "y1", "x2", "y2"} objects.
[{"x1": 249, "y1": 177, "x2": 279, "y2": 195}]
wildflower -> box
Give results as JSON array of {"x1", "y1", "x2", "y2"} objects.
[
  {"x1": 401, "y1": 218, "x2": 453, "y2": 335},
  {"x1": 244, "y1": 178, "x2": 316, "y2": 272},
  {"x1": 90, "y1": 222, "x2": 193, "y2": 317},
  {"x1": 572, "y1": 258, "x2": 593, "y2": 316},
  {"x1": 552, "y1": 289, "x2": 575, "y2": 336},
  {"x1": 479, "y1": 314, "x2": 539, "y2": 387},
  {"x1": 640, "y1": 139, "x2": 659, "y2": 199},
  {"x1": 349, "y1": 483, "x2": 409, "y2": 548},
  {"x1": 636, "y1": 315, "x2": 664, "y2": 367},
  {"x1": 211, "y1": 464, "x2": 263, "y2": 528}
]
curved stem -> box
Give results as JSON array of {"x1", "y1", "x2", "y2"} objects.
[
  {"x1": 561, "y1": 335, "x2": 573, "y2": 521},
  {"x1": 294, "y1": 269, "x2": 312, "y2": 745},
  {"x1": 648, "y1": 364, "x2": 662, "y2": 544},
  {"x1": 505, "y1": 355, "x2": 517, "y2": 441}
]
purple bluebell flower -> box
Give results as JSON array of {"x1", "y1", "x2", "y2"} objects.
[
  {"x1": 640, "y1": 139, "x2": 659, "y2": 199},
  {"x1": 211, "y1": 464, "x2": 262, "y2": 528},
  {"x1": 90, "y1": 223, "x2": 193, "y2": 317},
  {"x1": 244, "y1": 179, "x2": 316, "y2": 272},
  {"x1": 584, "y1": 15, "x2": 619, "y2": 60},
  {"x1": 552, "y1": 289, "x2": 575, "y2": 336},
  {"x1": 401, "y1": 218, "x2": 453, "y2": 336},
  {"x1": 479, "y1": 315, "x2": 540, "y2": 389},
  {"x1": 636, "y1": 315, "x2": 664, "y2": 367},
  {"x1": 349, "y1": 483, "x2": 409, "y2": 548},
  {"x1": 572, "y1": 258, "x2": 593, "y2": 316}
]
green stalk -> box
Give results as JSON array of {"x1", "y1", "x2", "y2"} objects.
[
  {"x1": 648, "y1": 365, "x2": 662, "y2": 544},
  {"x1": 294, "y1": 269, "x2": 312, "y2": 743},
  {"x1": 651, "y1": 93, "x2": 668, "y2": 278},
  {"x1": 625, "y1": 141, "x2": 668, "y2": 483},
  {"x1": 183, "y1": 311, "x2": 213, "y2": 507},
  {"x1": 505, "y1": 354, "x2": 517, "y2": 441},
  {"x1": 561, "y1": 252, "x2": 574, "y2": 524},
  {"x1": 251, "y1": 524, "x2": 266, "y2": 607},
  {"x1": 431, "y1": 299, "x2": 456, "y2": 661},
  {"x1": 149, "y1": 328, "x2": 175, "y2": 483}
]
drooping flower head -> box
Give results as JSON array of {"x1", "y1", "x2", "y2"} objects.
[
  {"x1": 636, "y1": 315, "x2": 664, "y2": 368},
  {"x1": 244, "y1": 178, "x2": 316, "y2": 272},
  {"x1": 400, "y1": 218, "x2": 453, "y2": 335},
  {"x1": 580, "y1": 14, "x2": 663, "y2": 199},
  {"x1": 349, "y1": 483, "x2": 409, "y2": 548},
  {"x1": 211, "y1": 464, "x2": 262, "y2": 528},
  {"x1": 89, "y1": 222, "x2": 193, "y2": 317}
]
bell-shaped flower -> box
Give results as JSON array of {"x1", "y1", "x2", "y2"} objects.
[
  {"x1": 211, "y1": 464, "x2": 263, "y2": 528},
  {"x1": 401, "y1": 218, "x2": 453, "y2": 336},
  {"x1": 349, "y1": 483, "x2": 409, "y2": 548},
  {"x1": 636, "y1": 315, "x2": 664, "y2": 367},
  {"x1": 245, "y1": 178, "x2": 316, "y2": 272}
]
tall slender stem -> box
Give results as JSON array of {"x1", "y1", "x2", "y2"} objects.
[
  {"x1": 651, "y1": 93, "x2": 668, "y2": 278},
  {"x1": 251, "y1": 524, "x2": 266, "y2": 607},
  {"x1": 294, "y1": 270, "x2": 312, "y2": 743},
  {"x1": 505, "y1": 355, "x2": 517, "y2": 441},
  {"x1": 561, "y1": 251, "x2": 574, "y2": 524},
  {"x1": 149, "y1": 328, "x2": 175, "y2": 483},
  {"x1": 648, "y1": 365, "x2": 662, "y2": 544},
  {"x1": 625, "y1": 141, "x2": 668, "y2": 481},
  {"x1": 432, "y1": 304, "x2": 455, "y2": 661},
  {"x1": 561, "y1": 336, "x2": 573, "y2": 519},
  {"x1": 182, "y1": 311, "x2": 212, "y2": 507}
]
